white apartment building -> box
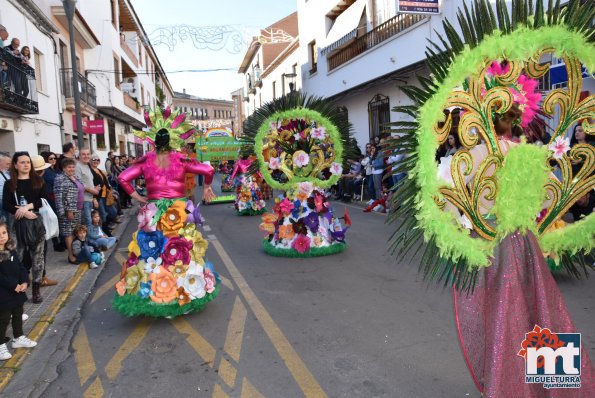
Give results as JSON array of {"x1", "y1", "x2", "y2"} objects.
[
  {"x1": 298, "y1": 0, "x2": 593, "y2": 149},
  {"x1": 0, "y1": 0, "x2": 62, "y2": 155},
  {"x1": 238, "y1": 12, "x2": 300, "y2": 117}
]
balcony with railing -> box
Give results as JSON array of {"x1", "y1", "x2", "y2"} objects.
[
  {"x1": 61, "y1": 68, "x2": 97, "y2": 110},
  {"x1": 327, "y1": 13, "x2": 426, "y2": 71},
  {"x1": 0, "y1": 49, "x2": 38, "y2": 114}
]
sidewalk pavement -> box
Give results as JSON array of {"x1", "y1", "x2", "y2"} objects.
[{"x1": 0, "y1": 205, "x2": 137, "y2": 392}]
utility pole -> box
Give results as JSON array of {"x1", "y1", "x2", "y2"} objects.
[{"x1": 63, "y1": 0, "x2": 85, "y2": 150}]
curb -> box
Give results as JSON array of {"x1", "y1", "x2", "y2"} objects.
[{"x1": 0, "y1": 263, "x2": 89, "y2": 392}]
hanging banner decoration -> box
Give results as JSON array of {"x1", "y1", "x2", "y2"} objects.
[
  {"x1": 397, "y1": 0, "x2": 440, "y2": 15},
  {"x1": 195, "y1": 127, "x2": 242, "y2": 162},
  {"x1": 72, "y1": 116, "x2": 105, "y2": 134}
]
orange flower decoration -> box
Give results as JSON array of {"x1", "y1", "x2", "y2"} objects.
[
  {"x1": 115, "y1": 279, "x2": 126, "y2": 296},
  {"x1": 278, "y1": 224, "x2": 295, "y2": 240},
  {"x1": 259, "y1": 213, "x2": 278, "y2": 235},
  {"x1": 177, "y1": 287, "x2": 191, "y2": 306},
  {"x1": 149, "y1": 267, "x2": 178, "y2": 304},
  {"x1": 158, "y1": 201, "x2": 187, "y2": 237}
]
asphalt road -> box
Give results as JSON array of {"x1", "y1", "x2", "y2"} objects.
[{"x1": 5, "y1": 186, "x2": 595, "y2": 398}]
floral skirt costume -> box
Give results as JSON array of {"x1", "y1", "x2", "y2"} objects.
[
  {"x1": 234, "y1": 174, "x2": 267, "y2": 216},
  {"x1": 388, "y1": 1, "x2": 595, "y2": 396},
  {"x1": 114, "y1": 108, "x2": 219, "y2": 318}
]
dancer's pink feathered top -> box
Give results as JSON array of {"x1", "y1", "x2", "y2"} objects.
[
  {"x1": 118, "y1": 151, "x2": 214, "y2": 200},
  {"x1": 229, "y1": 159, "x2": 253, "y2": 181}
]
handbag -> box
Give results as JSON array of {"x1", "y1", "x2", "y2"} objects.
[
  {"x1": 12, "y1": 192, "x2": 46, "y2": 245},
  {"x1": 39, "y1": 198, "x2": 59, "y2": 240},
  {"x1": 106, "y1": 189, "x2": 116, "y2": 206}
]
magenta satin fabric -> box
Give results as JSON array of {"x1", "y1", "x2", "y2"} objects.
[
  {"x1": 118, "y1": 152, "x2": 214, "y2": 200},
  {"x1": 454, "y1": 231, "x2": 594, "y2": 397},
  {"x1": 229, "y1": 159, "x2": 252, "y2": 181}
]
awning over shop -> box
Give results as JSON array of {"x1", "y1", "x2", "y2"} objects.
[{"x1": 322, "y1": 0, "x2": 367, "y2": 55}]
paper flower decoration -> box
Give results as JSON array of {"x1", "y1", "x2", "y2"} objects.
[
  {"x1": 162, "y1": 236, "x2": 193, "y2": 266},
  {"x1": 291, "y1": 234, "x2": 311, "y2": 253},
  {"x1": 137, "y1": 203, "x2": 158, "y2": 232},
  {"x1": 137, "y1": 230, "x2": 167, "y2": 260},
  {"x1": 168, "y1": 260, "x2": 188, "y2": 279},
  {"x1": 158, "y1": 201, "x2": 188, "y2": 237},
  {"x1": 293, "y1": 150, "x2": 310, "y2": 167},
  {"x1": 150, "y1": 267, "x2": 178, "y2": 304},
  {"x1": 115, "y1": 279, "x2": 126, "y2": 296},
  {"x1": 143, "y1": 257, "x2": 163, "y2": 275},
  {"x1": 329, "y1": 162, "x2": 343, "y2": 175},
  {"x1": 268, "y1": 157, "x2": 281, "y2": 170},
  {"x1": 125, "y1": 264, "x2": 147, "y2": 294},
  {"x1": 548, "y1": 137, "x2": 571, "y2": 159},
  {"x1": 204, "y1": 268, "x2": 216, "y2": 294},
  {"x1": 278, "y1": 224, "x2": 295, "y2": 240},
  {"x1": 179, "y1": 272, "x2": 206, "y2": 299},
  {"x1": 128, "y1": 231, "x2": 141, "y2": 257},
  {"x1": 177, "y1": 287, "x2": 191, "y2": 306},
  {"x1": 310, "y1": 127, "x2": 326, "y2": 140}
]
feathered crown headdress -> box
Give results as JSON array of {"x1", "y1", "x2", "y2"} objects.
[{"x1": 133, "y1": 106, "x2": 196, "y2": 151}]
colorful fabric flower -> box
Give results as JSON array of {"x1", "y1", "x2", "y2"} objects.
[
  {"x1": 310, "y1": 126, "x2": 326, "y2": 140},
  {"x1": 138, "y1": 280, "x2": 153, "y2": 299},
  {"x1": 204, "y1": 268, "x2": 216, "y2": 294},
  {"x1": 259, "y1": 213, "x2": 279, "y2": 235},
  {"x1": 297, "y1": 182, "x2": 314, "y2": 198},
  {"x1": 179, "y1": 224, "x2": 209, "y2": 263},
  {"x1": 126, "y1": 252, "x2": 139, "y2": 268},
  {"x1": 137, "y1": 230, "x2": 167, "y2": 260},
  {"x1": 128, "y1": 232, "x2": 141, "y2": 257},
  {"x1": 168, "y1": 260, "x2": 188, "y2": 279},
  {"x1": 312, "y1": 236, "x2": 323, "y2": 247},
  {"x1": 143, "y1": 257, "x2": 163, "y2": 275},
  {"x1": 278, "y1": 198, "x2": 295, "y2": 216},
  {"x1": 125, "y1": 263, "x2": 147, "y2": 294},
  {"x1": 293, "y1": 150, "x2": 310, "y2": 167},
  {"x1": 278, "y1": 224, "x2": 295, "y2": 240},
  {"x1": 303, "y1": 211, "x2": 320, "y2": 232},
  {"x1": 291, "y1": 200, "x2": 303, "y2": 218},
  {"x1": 179, "y1": 270, "x2": 206, "y2": 299},
  {"x1": 149, "y1": 267, "x2": 178, "y2": 304},
  {"x1": 268, "y1": 157, "x2": 281, "y2": 170},
  {"x1": 186, "y1": 201, "x2": 203, "y2": 225},
  {"x1": 177, "y1": 287, "x2": 191, "y2": 306},
  {"x1": 115, "y1": 279, "x2": 126, "y2": 296},
  {"x1": 162, "y1": 236, "x2": 193, "y2": 266},
  {"x1": 291, "y1": 234, "x2": 311, "y2": 253},
  {"x1": 548, "y1": 137, "x2": 571, "y2": 159},
  {"x1": 314, "y1": 193, "x2": 326, "y2": 213},
  {"x1": 137, "y1": 202, "x2": 158, "y2": 232},
  {"x1": 292, "y1": 219, "x2": 308, "y2": 235},
  {"x1": 510, "y1": 74, "x2": 541, "y2": 128},
  {"x1": 329, "y1": 162, "x2": 343, "y2": 175},
  {"x1": 158, "y1": 201, "x2": 188, "y2": 237}
]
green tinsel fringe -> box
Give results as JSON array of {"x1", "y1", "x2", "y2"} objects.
[
  {"x1": 262, "y1": 239, "x2": 346, "y2": 257},
  {"x1": 236, "y1": 207, "x2": 267, "y2": 216},
  {"x1": 112, "y1": 285, "x2": 219, "y2": 318}
]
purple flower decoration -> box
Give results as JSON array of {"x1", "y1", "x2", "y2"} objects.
[
  {"x1": 303, "y1": 212, "x2": 319, "y2": 232},
  {"x1": 137, "y1": 230, "x2": 167, "y2": 260},
  {"x1": 186, "y1": 201, "x2": 203, "y2": 225},
  {"x1": 330, "y1": 227, "x2": 349, "y2": 243},
  {"x1": 162, "y1": 236, "x2": 193, "y2": 266}
]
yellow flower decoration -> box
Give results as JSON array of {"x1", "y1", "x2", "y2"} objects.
[
  {"x1": 179, "y1": 223, "x2": 209, "y2": 264},
  {"x1": 128, "y1": 231, "x2": 141, "y2": 257},
  {"x1": 158, "y1": 201, "x2": 187, "y2": 237},
  {"x1": 168, "y1": 260, "x2": 188, "y2": 279},
  {"x1": 124, "y1": 264, "x2": 147, "y2": 294}
]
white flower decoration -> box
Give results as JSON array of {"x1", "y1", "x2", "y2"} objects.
[
  {"x1": 329, "y1": 162, "x2": 343, "y2": 175},
  {"x1": 310, "y1": 127, "x2": 326, "y2": 140},
  {"x1": 437, "y1": 155, "x2": 455, "y2": 187},
  {"x1": 179, "y1": 273, "x2": 206, "y2": 299},
  {"x1": 143, "y1": 257, "x2": 162, "y2": 274},
  {"x1": 297, "y1": 181, "x2": 314, "y2": 197},
  {"x1": 548, "y1": 137, "x2": 571, "y2": 159},
  {"x1": 293, "y1": 152, "x2": 310, "y2": 167},
  {"x1": 268, "y1": 157, "x2": 281, "y2": 170}
]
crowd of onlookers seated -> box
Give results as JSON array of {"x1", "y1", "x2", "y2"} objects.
[
  {"x1": 0, "y1": 143, "x2": 138, "y2": 304},
  {"x1": 0, "y1": 24, "x2": 35, "y2": 97}
]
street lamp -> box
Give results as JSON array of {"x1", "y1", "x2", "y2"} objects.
[
  {"x1": 63, "y1": 0, "x2": 85, "y2": 151},
  {"x1": 283, "y1": 72, "x2": 297, "y2": 93}
]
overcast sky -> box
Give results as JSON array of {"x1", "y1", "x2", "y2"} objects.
[{"x1": 131, "y1": 0, "x2": 297, "y2": 100}]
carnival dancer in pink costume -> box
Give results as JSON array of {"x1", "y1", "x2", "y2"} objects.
[
  {"x1": 112, "y1": 107, "x2": 219, "y2": 318},
  {"x1": 229, "y1": 153, "x2": 266, "y2": 215}
]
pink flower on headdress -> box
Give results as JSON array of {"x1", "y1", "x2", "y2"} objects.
[
  {"x1": 137, "y1": 203, "x2": 158, "y2": 232},
  {"x1": 293, "y1": 151, "x2": 310, "y2": 167},
  {"x1": 486, "y1": 60, "x2": 510, "y2": 77},
  {"x1": 329, "y1": 162, "x2": 342, "y2": 175},
  {"x1": 310, "y1": 127, "x2": 326, "y2": 140},
  {"x1": 510, "y1": 74, "x2": 541, "y2": 128},
  {"x1": 268, "y1": 157, "x2": 281, "y2": 170},
  {"x1": 548, "y1": 137, "x2": 571, "y2": 159}
]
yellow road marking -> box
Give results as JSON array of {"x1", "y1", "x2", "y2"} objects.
[
  {"x1": 170, "y1": 317, "x2": 216, "y2": 367},
  {"x1": 218, "y1": 358, "x2": 237, "y2": 388},
  {"x1": 212, "y1": 239, "x2": 328, "y2": 398},
  {"x1": 224, "y1": 296, "x2": 247, "y2": 362},
  {"x1": 212, "y1": 383, "x2": 229, "y2": 398},
  {"x1": 72, "y1": 324, "x2": 96, "y2": 386},
  {"x1": 241, "y1": 377, "x2": 265, "y2": 398},
  {"x1": 83, "y1": 376, "x2": 104, "y2": 398},
  {"x1": 104, "y1": 318, "x2": 152, "y2": 380},
  {"x1": 219, "y1": 275, "x2": 234, "y2": 291}
]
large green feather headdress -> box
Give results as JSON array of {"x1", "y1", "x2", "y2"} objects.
[
  {"x1": 388, "y1": 0, "x2": 594, "y2": 291},
  {"x1": 133, "y1": 106, "x2": 196, "y2": 151}
]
